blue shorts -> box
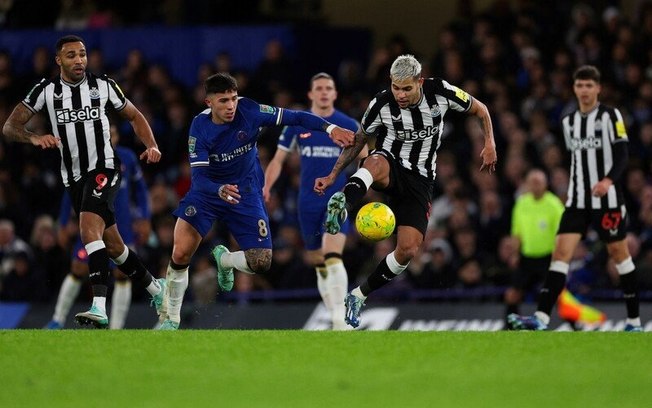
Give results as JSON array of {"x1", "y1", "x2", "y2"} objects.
[
  {"x1": 174, "y1": 189, "x2": 272, "y2": 250},
  {"x1": 298, "y1": 201, "x2": 351, "y2": 250}
]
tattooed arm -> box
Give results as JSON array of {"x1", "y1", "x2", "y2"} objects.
[
  {"x1": 468, "y1": 97, "x2": 497, "y2": 174},
  {"x1": 2, "y1": 103, "x2": 59, "y2": 149},
  {"x1": 314, "y1": 131, "x2": 368, "y2": 195}
]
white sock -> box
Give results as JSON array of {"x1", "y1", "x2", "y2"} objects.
[
  {"x1": 626, "y1": 317, "x2": 641, "y2": 327},
  {"x1": 145, "y1": 278, "x2": 162, "y2": 296},
  {"x1": 352, "y1": 167, "x2": 374, "y2": 189},
  {"x1": 316, "y1": 266, "x2": 332, "y2": 311},
  {"x1": 222, "y1": 250, "x2": 254, "y2": 274},
  {"x1": 110, "y1": 281, "x2": 132, "y2": 329},
  {"x1": 167, "y1": 265, "x2": 189, "y2": 323},
  {"x1": 92, "y1": 296, "x2": 107, "y2": 313},
  {"x1": 52, "y1": 274, "x2": 81, "y2": 324},
  {"x1": 534, "y1": 311, "x2": 551, "y2": 325},
  {"x1": 351, "y1": 286, "x2": 366, "y2": 300},
  {"x1": 326, "y1": 259, "x2": 348, "y2": 330}
]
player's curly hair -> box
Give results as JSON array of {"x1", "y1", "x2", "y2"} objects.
[
  {"x1": 205, "y1": 73, "x2": 238, "y2": 94},
  {"x1": 390, "y1": 54, "x2": 421, "y2": 81}
]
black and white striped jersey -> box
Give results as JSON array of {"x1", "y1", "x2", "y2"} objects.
[
  {"x1": 22, "y1": 73, "x2": 127, "y2": 187},
  {"x1": 361, "y1": 78, "x2": 472, "y2": 180},
  {"x1": 562, "y1": 103, "x2": 628, "y2": 209}
]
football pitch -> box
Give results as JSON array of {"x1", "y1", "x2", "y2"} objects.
[{"x1": 1, "y1": 330, "x2": 650, "y2": 407}]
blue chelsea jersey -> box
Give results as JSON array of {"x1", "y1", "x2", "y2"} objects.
[
  {"x1": 188, "y1": 97, "x2": 282, "y2": 194},
  {"x1": 278, "y1": 109, "x2": 359, "y2": 204}
]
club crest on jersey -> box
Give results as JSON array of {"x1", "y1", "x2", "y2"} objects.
[
  {"x1": 430, "y1": 105, "x2": 441, "y2": 118},
  {"x1": 237, "y1": 131, "x2": 248, "y2": 141},
  {"x1": 188, "y1": 136, "x2": 196, "y2": 154},
  {"x1": 259, "y1": 104, "x2": 276, "y2": 114},
  {"x1": 89, "y1": 87, "x2": 100, "y2": 99},
  {"x1": 185, "y1": 205, "x2": 197, "y2": 217}
]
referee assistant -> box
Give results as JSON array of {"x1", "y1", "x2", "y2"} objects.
[
  {"x1": 2, "y1": 35, "x2": 165, "y2": 329},
  {"x1": 504, "y1": 169, "x2": 564, "y2": 327}
]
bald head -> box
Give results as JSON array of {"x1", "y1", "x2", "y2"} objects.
[{"x1": 526, "y1": 169, "x2": 548, "y2": 199}]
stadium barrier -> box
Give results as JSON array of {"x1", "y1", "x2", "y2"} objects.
[{"x1": 5, "y1": 299, "x2": 651, "y2": 331}]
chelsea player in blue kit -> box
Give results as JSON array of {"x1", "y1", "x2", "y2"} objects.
[
  {"x1": 263, "y1": 73, "x2": 363, "y2": 330},
  {"x1": 45, "y1": 126, "x2": 152, "y2": 329},
  {"x1": 158, "y1": 73, "x2": 354, "y2": 329}
]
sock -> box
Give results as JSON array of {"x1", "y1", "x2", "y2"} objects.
[
  {"x1": 92, "y1": 296, "x2": 107, "y2": 312},
  {"x1": 537, "y1": 263, "x2": 568, "y2": 316},
  {"x1": 315, "y1": 265, "x2": 331, "y2": 311},
  {"x1": 221, "y1": 250, "x2": 254, "y2": 274},
  {"x1": 52, "y1": 274, "x2": 82, "y2": 324},
  {"x1": 360, "y1": 251, "x2": 408, "y2": 296},
  {"x1": 325, "y1": 254, "x2": 348, "y2": 330},
  {"x1": 110, "y1": 280, "x2": 132, "y2": 330},
  {"x1": 112, "y1": 246, "x2": 160, "y2": 296},
  {"x1": 616, "y1": 258, "x2": 639, "y2": 319},
  {"x1": 167, "y1": 263, "x2": 189, "y2": 323},
  {"x1": 343, "y1": 168, "x2": 373, "y2": 211},
  {"x1": 534, "y1": 311, "x2": 551, "y2": 325},
  {"x1": 87, "y1": 240, "x2": 110, "y2": 300},
  {"x1": 505, "y1": 304, "x2": 518, "y2": 318},
  {"x1": 351, "y1": 286, "x2": 366, "y2": 299}
]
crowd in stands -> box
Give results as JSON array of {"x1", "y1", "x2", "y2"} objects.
[{"x1": 2, "y1": 1, "x2": 652, "y2": 304}]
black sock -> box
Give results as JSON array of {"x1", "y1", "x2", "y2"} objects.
[
  {"x1": 343, "y1": 176, "x2": 368, "y2": 211},
  {"x1": 537, "y1": 271, "x2": 567, "y2": 316},
  {"x1": 506, "y1": 304, "x2": 519, "y2": 318},
  {"x1": 116, "y1": 249, "x2": 155, "y2": 290},
  {"x1": 170, "y1": 260, "x2": 189, "y2": 271},
  {"x1": 360, "y1": 258, "x2": 395, "y2": 296},
  {"x1": 619, "y1": 271, "x2": 639, "y2": 319},
  {"x1": 88, "y1": 248, "x2": 110, "y2": 297}
]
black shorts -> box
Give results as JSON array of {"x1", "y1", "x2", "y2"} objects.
[
  {"x1": 510, "y1": 255, "x2": 550, "y2": 291},
  {"x1": 557, "y1": 206, "x2": 628, "y2": 242},
  {"x1": 364, "y1": 149, "x2": 434, "y2": 236},
  {"x1": 68, "y1": 168, "x2": 121, "y2": 227}
]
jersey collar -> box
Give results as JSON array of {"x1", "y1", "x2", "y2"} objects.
[{"x1": 60, "y1": 73, "x2": 87, "y2": 88}]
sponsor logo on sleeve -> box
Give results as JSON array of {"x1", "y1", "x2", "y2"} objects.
[
  {"x1": 453, "y1": 86, "x2": 469, "y2": 103},
  {"x1": 188, "y1": 136, "x2": 196, "y2": 153},
  {"x1": 615, "y1": 121, "x2": 627, "y2": 138},
  {"x1": 259, "y1": 104, "x2": 276, "y2": 114}
]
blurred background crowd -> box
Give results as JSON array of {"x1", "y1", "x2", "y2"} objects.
[{"x1": 1, "y1": 0, "x2": 652, "y2": 305}]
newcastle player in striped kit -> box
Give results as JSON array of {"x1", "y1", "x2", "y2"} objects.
[
  {"x1": 508, "y1": 65, "x2": 643, "y2": 331},
  {"x1": 2, "y1": 35, "x2": 166, "y2": 329},
  {"x1": 314, "y1": 55, "x2": 497, "y2": 328}
]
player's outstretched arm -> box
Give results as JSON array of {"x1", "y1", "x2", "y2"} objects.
[
  {"x1": 280, "y1": 109, "x2": 354, "y2": 147},
  {"x1": 314, "y1": 131, "x2": 367, "y2": 195},
  {"x1": 119, "y1": 100, "x2": 161, "y2": 164},
  {"x1": 2, "y1": 103, "x2": 59, "y2": 149}
]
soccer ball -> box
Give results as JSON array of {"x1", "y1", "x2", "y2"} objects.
[{"x1": 355, "y1": 202, "x2": 396, "y2": 241}]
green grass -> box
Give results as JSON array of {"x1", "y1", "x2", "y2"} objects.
[{"x1": 1, "y1": 330, "x2": 650, "y2": 407}]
